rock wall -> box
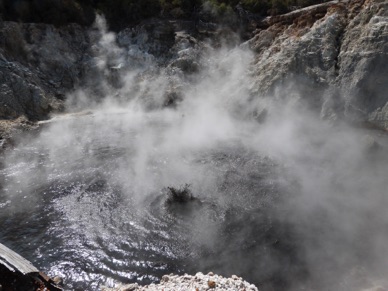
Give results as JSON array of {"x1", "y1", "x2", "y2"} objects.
[
  {"x1": 0, "y1": 22, "x2": 91, "y2": 121},
  {"x1": 339, "y1": 0, "x2": 388, "y2": 125},
  {"x1": 0, "y1": 0, "x2": 387, "y2": 130},
  {"x1": 247, "y1": 0, "x2": 388, "y2": 126},
  {"x1": 0, "y1": 18, "x2": 196, "y2": 125}
]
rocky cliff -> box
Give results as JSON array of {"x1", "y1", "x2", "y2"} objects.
[
  {"x1": 0, "y1": 0, "x2": 387, "y2": 140},
  {"x1": 247, "y1": 0, "x2": 388, "y2": 125}
]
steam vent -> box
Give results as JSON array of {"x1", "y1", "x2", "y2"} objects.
[{"x1": 1, "y1": 0, "x2": 388, "y2": 290}]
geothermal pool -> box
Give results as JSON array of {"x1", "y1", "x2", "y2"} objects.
[
  {"x1": 1, "y1": 109, "x2": 388, "y2": 291},
  {"x1": 1, "y1": 41, "x2": 388, "y2": 290}
]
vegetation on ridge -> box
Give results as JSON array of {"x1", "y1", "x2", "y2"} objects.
[{"x1": 0, "y1": 0, "x2": 330, "y2": 30}]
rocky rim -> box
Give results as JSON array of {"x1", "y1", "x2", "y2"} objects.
[
  {"x1": 101, "y1": 272, "x2": 259, "y2": 291},
  {"x1": 0, "y1": 0, "x2": 387, "y2": 146}
]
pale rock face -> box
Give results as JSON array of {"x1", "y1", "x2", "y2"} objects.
[
  {"x1": 338, "y1": 0, "x2": 388, "y2": 123},
  {"x1": 248, "y1": 4, "x2": 344, "y2": 110},
  {"x1": 247, "y1": 0, "x2": 388, "y2": 127},
  {"x1": 247, "y1": 7, "x2": 347, "y2": 118}
]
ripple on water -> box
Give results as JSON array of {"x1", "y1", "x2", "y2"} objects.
[{"x1": 0, "y1": 119, "x2": 295, "y2": 290}]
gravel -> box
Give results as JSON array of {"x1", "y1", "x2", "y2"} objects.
[{"x1": 101, "y1": 272, "x2": 259, "y2": 291}]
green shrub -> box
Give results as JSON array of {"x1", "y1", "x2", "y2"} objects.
[
  {"x1": 270, "y1": 0, "x2": 289, "y2": 15},
  {"x1": 95, "y1": 0, "x2": 161, "y2": 30},
  {"x1": 240, "y1": 0, "x2": 270, "y2": 14},
  {"x1": 160, "y1": 0, "x2": 201, "y2": 18},
  {"x1": 0, "y1": 0, "x2": 332, "y2": 30},
  {"x1": 0, "y1": 0, "x2": 95, "y2": 26},
  {"x1": 201, "y1": 0, "x2": 237, "y2": 24}
]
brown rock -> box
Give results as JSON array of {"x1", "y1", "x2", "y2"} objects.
[{"x1": 208, "y1": 280, "x2": 216, "y2": 288}]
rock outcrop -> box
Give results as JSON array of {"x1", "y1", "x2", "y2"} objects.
[
  {"x1": 247, "y1": 0, "x2": 388, "y2": 125},
  {"x1": 0, "y1": 0, "x2": 388, "y2": 134},
  {"x1": 0, "y1": 17, "x2": 202, "y2": 126},
  {"x1": 0, "y1": 242, "x2": 62, "y2": 291},
  {"x1": 339, "y1": 0, "x2": 388, "y2": 124},
  {"x1": 0, "y1": 21, "x2": 91, "y2": 121}
]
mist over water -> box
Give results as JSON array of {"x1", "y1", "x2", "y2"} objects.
[{"x1": 1, "y1": 16, "x2": 388, "y2": 291}]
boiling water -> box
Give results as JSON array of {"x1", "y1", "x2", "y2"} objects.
[
  {"x1": 0, "y1": 113, "x2": 298, "y2": 290},
  {"x1": 2, "y1": 109, "x2": 388, "y2": 291}
]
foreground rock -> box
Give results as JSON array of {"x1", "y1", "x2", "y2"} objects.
[
  {"x1": 0, "y1": 243, "x2": 62, "y2": 291},
  {"x1": 101, "y1": 272, "x2": 258, "y2": 291}
]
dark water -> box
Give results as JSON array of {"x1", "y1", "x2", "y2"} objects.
[
  {"x1": 2, "y1": 113, "x2": 388, "y2": 291},
  {"x1": 0, "y1": 114, "x2": 301, "y2": 290}
]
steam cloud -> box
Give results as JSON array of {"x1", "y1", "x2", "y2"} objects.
[{"x1": 1, "y1": 15, "x2": 388, "y2": 291}]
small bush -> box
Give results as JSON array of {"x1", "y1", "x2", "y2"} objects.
[
  {"x1": 95, "y1": 0, "x2": 161, "y2": 30},
  {"x1": 240, "y1": 0, "x2": 270, "y2": 15},
  {"x1": 160, "y1": 0, "x2": 201, "y2": 18},
  {"x1": 0, "y1": 0, "x2": 95, "y2": 26},
  {"x1": 0, "y1": 0, "x2": 332, "y2": 30}
]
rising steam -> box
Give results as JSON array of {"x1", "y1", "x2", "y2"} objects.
[{"x1": 1, "y1": 15, "x2": 388, "y2": 291}]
